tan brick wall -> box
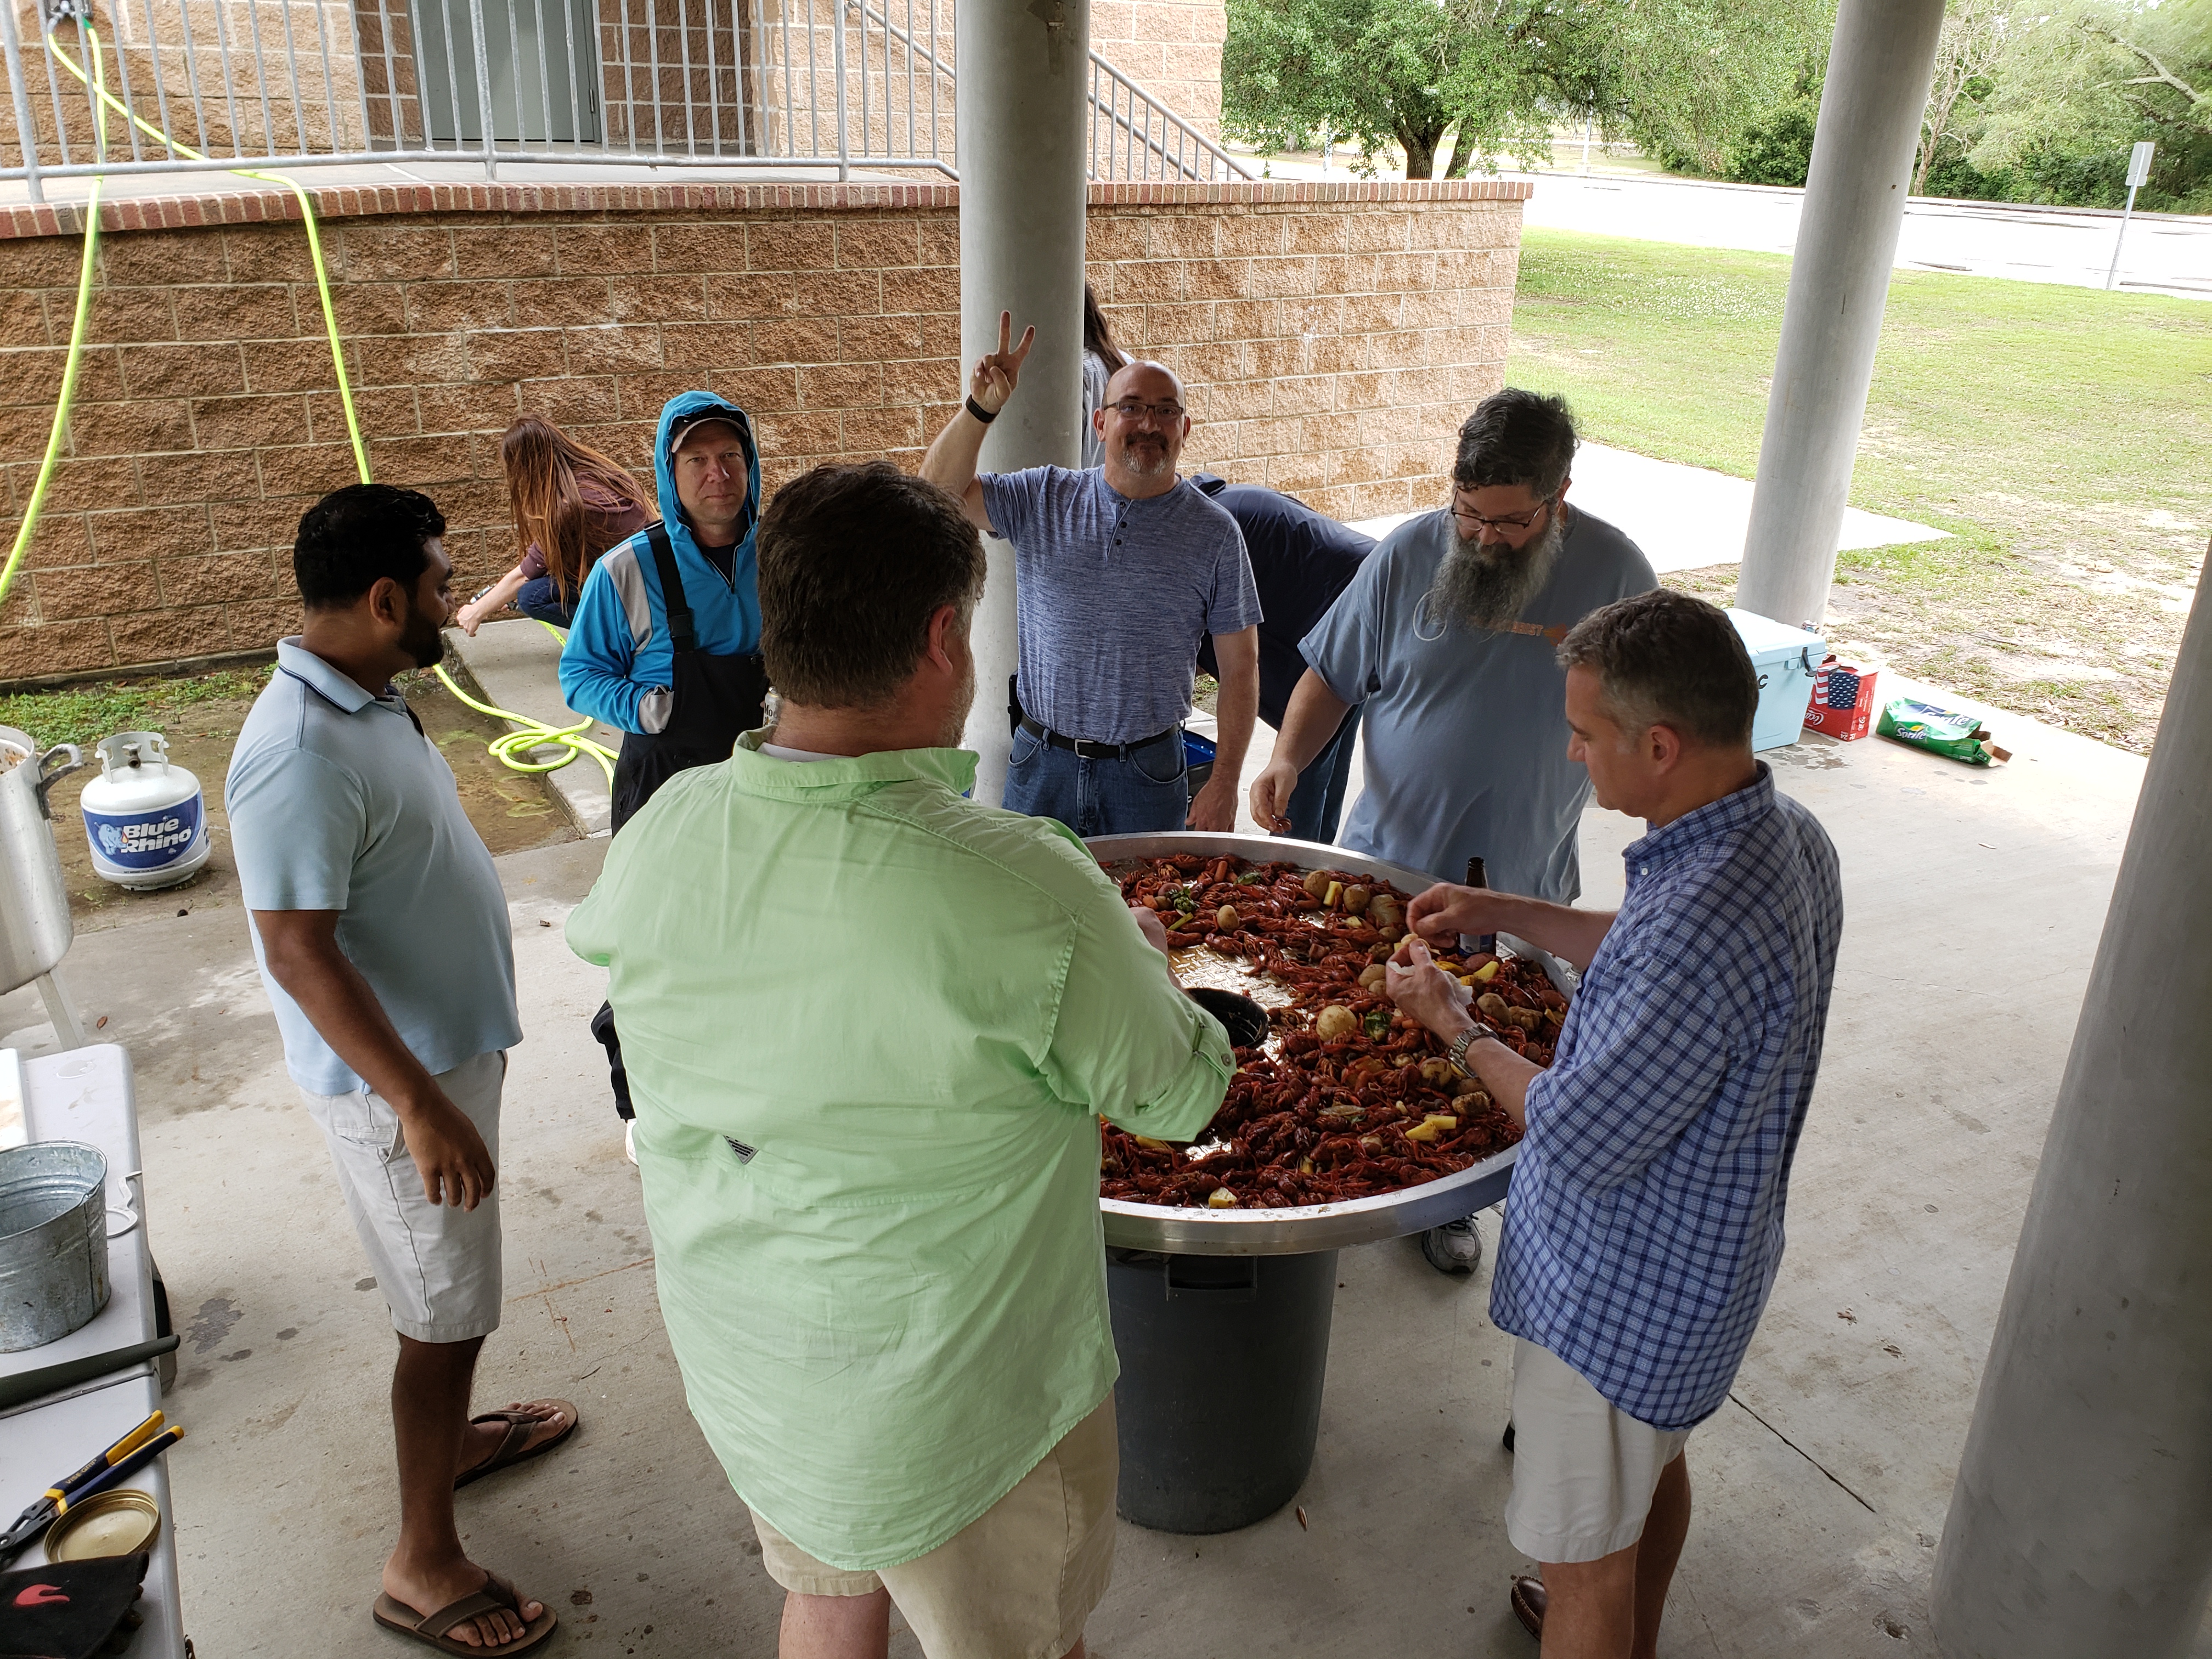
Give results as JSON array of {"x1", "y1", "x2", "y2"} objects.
[
  {"x1": 0, "y1": 177, "x2": 1525, "y2": 682},
  {"x1": 1094, "y1": 0, "x2": 1226, "y2": 141}
]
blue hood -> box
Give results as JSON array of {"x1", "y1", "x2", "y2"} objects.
[
  {"x1": 654, "y1": 389, "x2": 762, "y2": 566},
  {"x1": 557, "y1": 391, "x2": 766, "y2": 734}
]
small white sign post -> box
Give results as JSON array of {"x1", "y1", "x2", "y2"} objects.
[{"x1": 2105, "y1": 140, "x2": 2156, "y2": 291}]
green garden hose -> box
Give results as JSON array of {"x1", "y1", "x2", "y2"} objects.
[
  {"x1": 0, "y1": 21, "x2": 104, "y2": 616},
  {"x1": 19, "y1": 24, "x2": 617, "y2": 787}
]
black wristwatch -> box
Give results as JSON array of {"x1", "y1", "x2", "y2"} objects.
[{"x1": 1448, "y1": 1022, "x2": 1502, "y2": 1079}]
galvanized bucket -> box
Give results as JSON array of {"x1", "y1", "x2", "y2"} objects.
[{"x1": 0, "y1": 1141, "x2": 111, "y2": 1352}]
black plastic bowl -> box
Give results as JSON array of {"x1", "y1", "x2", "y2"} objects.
[{"x1": 1186, "y1": 986, "x2": 1271, "y2": 1048}]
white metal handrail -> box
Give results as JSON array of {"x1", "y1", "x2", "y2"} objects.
[
  {"x1": 0, "y1": 0, "x2": 1248, "y2": 199},
  {"x1": 1086, "y1": 49, "x2": 1250, "y2": 183}
]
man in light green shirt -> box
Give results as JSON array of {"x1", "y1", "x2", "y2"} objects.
[{"x1": 567, "y1": 460, "x2": 1232, "y2": 1659}]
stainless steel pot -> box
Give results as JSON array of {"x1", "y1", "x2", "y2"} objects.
[
  {"x1": 0, "y1": 726, "x2": 84, "y2": 998},
  {"x1": 0, "y1": 1140, "x2": 111, "y2": 1352},
  {"x1": 1085, "y1": 831, "x2": 1577, "y2": 1256}
]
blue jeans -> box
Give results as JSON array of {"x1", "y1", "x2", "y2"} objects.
[
  {"x1": 1003, "y1": 724, "x2": 1188, "y2": 837},
  {"x1": 516, "y1": 576, "x2": 576, "y2": 629},
  {"x1": 1283, "y1": 704, "x2": 1362, "y2": 845}
]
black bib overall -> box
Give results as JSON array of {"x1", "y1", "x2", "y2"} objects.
[
  {"x1": 607, "y1": 521, "x2": 770, "y2": 832},
  {"x1": 592, "y1": 522, "x2": 770, "y2": 1119}
]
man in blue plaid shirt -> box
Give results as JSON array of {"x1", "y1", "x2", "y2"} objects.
[{"x1": 1385, "y1": 590, "x2": 1842, "y2": 1657}]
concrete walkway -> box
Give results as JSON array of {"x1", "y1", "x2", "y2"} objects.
[
  {"x1": 1351, "y1": 441, "x2": 1949, "y2": 574},
  {"x1": 8, "y1": 679, "x2": 2204, "y2": 1655}
]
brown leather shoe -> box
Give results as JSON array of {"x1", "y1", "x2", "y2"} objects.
[{"x1": 1510, "y1": 1575, "x2": 1547, "y2": 1642}]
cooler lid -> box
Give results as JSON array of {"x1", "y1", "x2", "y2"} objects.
[{"x1": 1727, "y1": 607, "x2": 1825, "y2": 666}]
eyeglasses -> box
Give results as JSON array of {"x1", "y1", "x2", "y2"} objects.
[
  {"x1": 1110, "y1": 399, "x2": 1186, "y2": 421},
  {"x1": 1447, "y1": 493, "x2": 1555, "y2": 533}
]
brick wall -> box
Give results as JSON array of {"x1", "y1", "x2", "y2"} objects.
[
  {"x1": 1100, "y1": 0, "x2": 1227, "y2": 140},
  {"x1": 0, "y1": 177, "x2": 1526, "y2": 682}
]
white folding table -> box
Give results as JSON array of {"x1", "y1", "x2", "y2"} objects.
[{"x1": 0, "y1": 1044, "x2": 187, "y2": 1657}]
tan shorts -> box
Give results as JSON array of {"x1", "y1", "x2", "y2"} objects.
[
  {"x1": 298, "y1": 1050, "x2": 505, "y2": 1344},
  {"x1": 748, "y1": 1398, "x2": 1118, "y2": 1659},
  {"x1": 1505, "y1": 1339, "x2": 1691, "y2": 1565}
]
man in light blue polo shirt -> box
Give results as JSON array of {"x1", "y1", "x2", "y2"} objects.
[
  {"x1": 227, "y1": 483, "x2": 568, "y2": 1656},
  {"x1": 920, "y1": 312, "x2": 1263, "y2": 836}
]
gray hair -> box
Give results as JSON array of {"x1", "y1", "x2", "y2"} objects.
[{"x1": 1556, "y1": 590, "x2": 1760, "y2": 748}]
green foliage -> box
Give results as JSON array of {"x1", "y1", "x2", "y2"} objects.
[
  {"x1": 1592, "y1": 0, "x2": 1832, "y2": 177},
  {"x1": 0, "y1": 665, "x2": 273, "y2": 749},
  {"x1": 1222, "y1": 0, "x2": 1555, "y2": 178},
  {"x1": 1946, "y1": 0, "x2": 2210, "y2": 210},
  {"x1": 1222, "y1": 0, "x2": 1828, "y2": 179},
  {"x1": 1724, "y1": 70, "x2": 1821, "y2": 187},
  {"x1": 1920, "y1": 1, "x2": 2212, "y2": 211}
]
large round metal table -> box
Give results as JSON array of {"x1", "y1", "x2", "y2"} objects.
[{"x1": 1087, "y1": 832, "x2": 1575, "y2": 1534}]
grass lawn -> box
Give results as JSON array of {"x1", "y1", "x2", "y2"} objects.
[{"x1": 1508, "y1": 227, "x2": 2212, "y2": 751}]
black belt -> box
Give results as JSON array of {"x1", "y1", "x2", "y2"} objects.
[{"x1": 1018, "y1": 714, "x2": 1179, "y2": 761}]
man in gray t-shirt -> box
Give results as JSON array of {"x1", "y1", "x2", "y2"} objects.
[
  {"x1": 921, "y1": 311, "x2": 1263, "y2": 835},
  {"x1": 1249, "y1": 390, "x2": 1655, "y2": 1275}
]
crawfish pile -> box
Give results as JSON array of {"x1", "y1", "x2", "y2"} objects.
[{"x1": 1098, "y1": 851, "x2": 1566, "y2": 1212}]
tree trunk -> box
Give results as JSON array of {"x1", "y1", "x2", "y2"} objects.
[
  {"x1": 1397, "y1": 119, "x2": 1443, "y2": 179},
  {"x1": 1443, "y1": 123, "x2": 1475, "y2": 178}
]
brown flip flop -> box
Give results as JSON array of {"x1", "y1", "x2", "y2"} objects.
[
  {"x1": 372, "y1": 1569, "x2": 556, "y2": 1656},
  {"x1": 454, "y1": 1399, "x2": 580, "y2": 1491}
]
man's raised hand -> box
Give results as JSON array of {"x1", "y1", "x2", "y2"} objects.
[{"x1": 970, "y1": 309, "x2": 1036, "y2": 416}]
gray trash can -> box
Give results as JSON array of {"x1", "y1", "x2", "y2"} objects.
[{"x1": 1106, "y1": 1247, "x2": 1338, "y2": 1533}]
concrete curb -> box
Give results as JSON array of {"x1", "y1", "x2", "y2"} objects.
[{"x1": 443, "y1": 620, "x2": 616, "y2": 839}]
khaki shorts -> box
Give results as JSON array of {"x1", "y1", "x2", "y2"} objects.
[
  {"x1": 299, "y1": 1049, "x2": 505, "y2": 1344},
  {"x1": 1505, "y1": 1339, "x2": 1691, "y2": 1565},
  {"x1": 748, "y1": 1398, "x2": 1118, "y2": 1659}
]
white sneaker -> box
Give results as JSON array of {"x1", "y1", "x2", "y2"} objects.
[
  {"x1": 1421, "y1": 1217, "x2": 1482, "y2": 1274},
  {"x1": 624, "y1": 1119, "x2": 637, "y2": 1166}
]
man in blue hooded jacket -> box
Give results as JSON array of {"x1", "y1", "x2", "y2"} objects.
[
  {"x1": 561, "y1": 392, "x2": 767, "y2": 1136},
  {"x1": 561, "y1": 392, "x2": 767, "y2": 831}
]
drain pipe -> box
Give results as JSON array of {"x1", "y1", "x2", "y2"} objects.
[{"x1": 953, "y1": 0, "x2": 1089, "y2": 805}]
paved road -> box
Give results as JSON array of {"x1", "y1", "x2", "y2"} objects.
[
  {"x1": 1516, "y1": 170, "x2": 2210, "y2": 301},
  {"x1": 1251, "y1": 155, "x2": 2210, "y2": 301}
]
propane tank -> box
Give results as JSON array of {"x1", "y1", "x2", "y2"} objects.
[{"x1": 79, "y1": 731, "x2": 210, "y2": 891}]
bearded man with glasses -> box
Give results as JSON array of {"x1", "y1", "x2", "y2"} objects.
[
  {"x1": 921, "y1": 312, "x2": 1263, "y2": 836},
  {"x1": 1248, "y1": 388, "x2": 1656, "y2": 1276}
]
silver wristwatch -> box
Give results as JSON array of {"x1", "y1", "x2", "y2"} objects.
[{"x1": 1448, "y1": 1022, "x2": 1500, "y2": 1079}]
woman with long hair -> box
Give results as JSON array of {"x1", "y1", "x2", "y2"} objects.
[
  {"x1": 455, "y1": 414, "x2": 655, "y2": 634},
  {"x1": 1080, "y1": 280, "x2": 1129, "y2": 471}
]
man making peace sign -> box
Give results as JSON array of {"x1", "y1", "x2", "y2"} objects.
[{"x1": 921, "y1": 310, "x2": 1263, "y2": 835}]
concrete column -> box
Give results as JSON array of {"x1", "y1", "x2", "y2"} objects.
[
  {"x1": 1734, "y1": 0, "x2": 1944, "y2": 628},
  {"x1": 954, "y1": 0, "x2": 1090, "y2": 805},
  {"x1": 1930, "y1": 543, "x2": 2212, "y2": 1657}
]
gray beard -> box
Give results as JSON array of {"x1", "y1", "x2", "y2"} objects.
[{"x1": 1434, "y1": 513, "x2": 1566, "y2": 631}]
